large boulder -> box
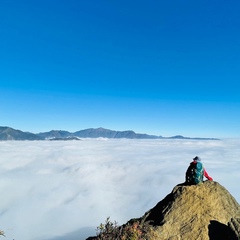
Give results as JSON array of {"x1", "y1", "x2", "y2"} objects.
[
  {"x1": 87, "y1": 181, "x2": 240, "y2": 239},
  {"x1": 140, "y1": 181, "x2": 240, "y2": 239}
]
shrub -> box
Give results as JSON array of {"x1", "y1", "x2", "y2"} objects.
[
  {"x1": 95, "y1": 217, "x2": 158, "y2": 240},
  {"x1": 96, "y1": 217, "x2": 119, "y2": 239}
]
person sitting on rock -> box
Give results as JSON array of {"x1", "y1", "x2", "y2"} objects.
[{"x1": 185, "y1": 156, "x2": 213, "y2": 185}]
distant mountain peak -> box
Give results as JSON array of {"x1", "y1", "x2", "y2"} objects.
[{"x1": 0, "y1": 126, "x2": 42, "y2": 140}]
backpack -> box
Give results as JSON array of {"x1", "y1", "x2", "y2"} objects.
[{"x1": 187, "y1": 161, "x2": 204, "y2": 184}]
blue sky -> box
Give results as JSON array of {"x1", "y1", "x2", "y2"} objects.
[{"x1": 1, "y1": 0, "x2": 240, "y2": 138}]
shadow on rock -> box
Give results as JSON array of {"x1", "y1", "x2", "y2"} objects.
[{"x1": 208, "y1": 220, "x2": 236, "y2": 240}]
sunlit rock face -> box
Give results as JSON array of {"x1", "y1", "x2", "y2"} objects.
[
  {"x1": 140, "y1": 181, "x2": 240, "y2": 239},
  {"x1": 88, "y1": 181, "x2": 240, "y2": 240}
]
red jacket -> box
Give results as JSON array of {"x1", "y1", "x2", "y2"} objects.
[{"x1": 203, "y1": 168, "x2": 213, "y2": 181}]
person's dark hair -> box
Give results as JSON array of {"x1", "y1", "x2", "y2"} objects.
[{"x1": 193, "y1": 156, "x2": 201, "y2": 161}]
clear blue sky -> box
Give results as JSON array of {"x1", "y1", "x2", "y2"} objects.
[{"x1": 1, "y1": 0, "x2": 240, "y2": 138}]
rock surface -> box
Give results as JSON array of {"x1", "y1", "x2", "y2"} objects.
[
  {"x1": 87, "y1": 181, "x2": 240, "y2": 239},
  {"x1": 140, "y1": 181, "x2": 240, "y2": 239},
  {"x1": 228, "y1": 218, "x2": 240, "y2": 240}
]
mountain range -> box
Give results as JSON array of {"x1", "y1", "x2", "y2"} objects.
[{"x1": 0, "y1": 126, "x2": 219, "y2": 141}]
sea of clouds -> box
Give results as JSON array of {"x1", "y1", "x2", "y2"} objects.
[{"x1": 0, "y1": 138, "x2": 239, "y2": 240}]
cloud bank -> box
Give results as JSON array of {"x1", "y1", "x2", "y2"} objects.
[{"x1": 0, "y1": 139, "x2": 239, "y2": 240}]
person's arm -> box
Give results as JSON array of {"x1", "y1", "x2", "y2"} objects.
[{"x1": 204, "y1": 168, "x2": 213, "y2": 180}]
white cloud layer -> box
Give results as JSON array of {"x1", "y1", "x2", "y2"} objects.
[{"x1": 0, "y1": 139, "x2": 239, "y2": 240}]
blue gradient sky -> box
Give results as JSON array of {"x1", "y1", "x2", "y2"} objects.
[{"x1": 1, "y1": 0, "x2": 240, "y2": 137}]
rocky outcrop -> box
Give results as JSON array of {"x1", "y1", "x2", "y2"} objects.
[
  {"x1": 139, "y1": 181, "x2": 240, "y2": 239},
  {"x1": 87, "y1": 181, "x2": 240, "y2": 239}
]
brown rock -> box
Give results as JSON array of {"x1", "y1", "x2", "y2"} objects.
[
  {"x1": 86, "y1": 181, "x2": 240, "y2": 239},
  {"x1": 228, "y1": 218, "x2": 240, "y2": 240},
  {"x1": 140, "y1": 181, "x2": 240, "y2": 239}
]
